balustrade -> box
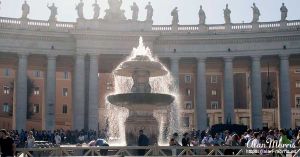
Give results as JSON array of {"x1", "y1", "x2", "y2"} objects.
[{"x1": 0, "y1": 17, "x2": 299, "y2": 33}]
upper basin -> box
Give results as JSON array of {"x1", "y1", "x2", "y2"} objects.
[
  {"x1": 107, "y1": 93, "x2": 175, "y2": 111},
  {"x1": 113, "y1": 60, "x2": 168, "y2": 77}
]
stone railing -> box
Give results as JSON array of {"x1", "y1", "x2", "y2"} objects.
[
  {"x1": 0, "y1": 17, "x2": 74, "y2": 32},
  {"x1": 152, "y1": 20, "x2": 300, "y2": 33},
  {"x1": 15, "y1": 145, "x2": 297, "y2": 157},
  {"x1": 0, "y1": 16, "x2": 299, "y2": 33}
]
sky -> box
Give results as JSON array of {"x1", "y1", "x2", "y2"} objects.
[{"x1": 1, "y1": 0, "x2": 299, "y2": 25}]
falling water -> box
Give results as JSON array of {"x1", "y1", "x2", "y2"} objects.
[{"x1": 105, "y1": 37, "x2": 181, "y2": 145}]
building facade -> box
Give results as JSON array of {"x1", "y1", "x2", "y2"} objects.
[{"x1": 0, "y1": 14, "x2": 300, "y2": 131}]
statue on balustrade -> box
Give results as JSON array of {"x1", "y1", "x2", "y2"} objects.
[
  {"x1": 145, "y1": 2, "x2": 153, "y2": 22},
  {"x1": 47, "y1": 3, "x2": 58, "y2": 22},
  {"x1": 198, "y1": 5, "x2": 206, "y2": 25},
  {"x1": 280, "y1": 3, "x2": 288, "y2": 21},
  {"x1": 224, "y1": 4, "x2": 231, "y2": 24},
  {"x1": 251, "y1": 3, "x2": 260, "y2": 23},
  {"x1": 171, "y1": 7, "x2": 179, "y2": 25},
  {"x1": 75, "y1": 0, "x2": 84, "y2": 19},
  {"x1": 21, "y1": 1, "x2": 30, "y2": 19},
  {"x1": 104, "y1": 0, "x2": 126, "y2": 20},
  {"x1": 131, "y1": 2, "x2": 139, "y2": 21},
  {"x1": 93, "y1": 0, "x2": 100, "y2": 20}
]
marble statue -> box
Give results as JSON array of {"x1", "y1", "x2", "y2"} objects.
[
  {"x1": 252, "y1": 3, "x2": 260, "y2": 23},
  {"x1": 198, "y1": 5, "x2": 206, "y2": 25},
  {"x1": 131, "y1": 2, "x2": 139, "y2": 21},
  {"x1": 224, "y1": 4, "x2": 231, "y2": 24},
  {"x1": 47, "y1": 3, "x2": 58, "y2": 22},
  {"x1": 75, "y1": 0, "x2": 84, "y2": 19},
  {"x1": 104, "y1": 0, "x2": 126, "y2": 20},
  {"x1": 171, "y1": 7, "x2": 179, "y2": 25},
  {"x1": 21, "y1": 1, "x2": 30, "y2": 19},
  {"x1": 145, "y1": 2, "x2": 153, "y2": 21},
  {"x1": 93, "y1": 0, "x2": 100, "y2": 19},
  {"x1": 280, "y1": 3, "x2": 288, "y2": 21}
]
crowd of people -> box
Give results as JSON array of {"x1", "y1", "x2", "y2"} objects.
[
  {"x1": 168, "y1": 128, "x2": 300, "y2": 155},
  {"x1": 1, "y1": 127, "x2": 300, "y2": 156}
]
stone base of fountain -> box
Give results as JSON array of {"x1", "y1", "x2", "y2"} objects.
[{"x1": 125, "y1": 111, "x2": 159, "y2": 146}]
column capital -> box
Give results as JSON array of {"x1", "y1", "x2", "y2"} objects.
[
  {"x1": 279, "y1": 54, "x2": 290, "y2": 60},
  {"x1": 251, "y1": 55, "x2": 261, "y2": 61},
  {"x1": 17, "y1": 53, "x2": 29, "y2": 58},
  {"x1": 196, "y1": 57, "x2": 206, "y2": 62},
  {"x1": 89, "y1": 53, "x2": 99, "y2": 60},
  {"x1": 74, "y1": 53, "x2": 86, "y2": 59},
  {"x1": 170, "y1": 56, "x2": 180, "y2": 62},
  {"x1": 223, "y1": 56, "x2": 233, "y2": 62},
  {"x1": 47, "y1": 54, "x2": 57, "y2": 60}
]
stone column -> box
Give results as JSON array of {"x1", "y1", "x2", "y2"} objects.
[
  {"x1": 72, "y1": 54, "x2": 85, "y2": 130},
  {"x1": 43, "y1": 54, "x2": 57, "y2": 130},
  {"x1": 279, "y1": 54, "x2": 291, "y2": 129},
  {"x1": 250, "y1": 56, "x2": 262, "y2": 129},
  {"x1": 88, "y1": 54, "x2": 99, "y2": 130},
  {"x1": 170, "y1": 57, "x2": 180, "y2": 91},
  {"x1": 196, "y1": 57, "x2": 207, "y2": 131},
  {"x1": 223, "y1": 57, "x2": 235, "y2": 124},
  {"x1": 14, "y1": 53, "x2": 28, "y2": 131}
]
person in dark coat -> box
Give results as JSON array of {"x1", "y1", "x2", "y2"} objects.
[{"x1": 137, "y1": 130, "x2": 149, "y2": 155}]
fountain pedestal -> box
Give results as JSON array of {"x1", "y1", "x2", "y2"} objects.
[{"x1": 125, "y1": 111, "x2": 158, "y2": 146}]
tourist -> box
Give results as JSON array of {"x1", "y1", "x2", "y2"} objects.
[
  {"x1": 137, "y1": 130, "x2": 149, "y2": 155},
  {"x1": 182, "y1": 132, "x2": 190, "y2": 146},
  {"x1": 201, "y1": 132, "x2": 213, "y2": 146},
  {"x1": 54, "y1": 132, "x2": 61, "y2": 145},
  {"x1": 0, "y1": 129, "x2": 16, "y2": 157},
  {"x1": 169, "y1": 132, "x2": 180, "y2": 156},
  {"x1": 95, "y1": 138, "x2": 109, "y2": 156},
  {"x1": 213, "y1": 133, "x2": 224, "y2": 146},
  {"x1": 279, "y1": 129, "x2": 291, "y2": 144}
]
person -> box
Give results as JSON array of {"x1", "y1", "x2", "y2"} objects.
[
  {"x1": 223, "y1": 4, "x2": 231, "y2": 24},
  {"x1": 198, "y1": 5, "x2": 206, "y2": 25},
  {"x1": 26, "y1": 131, "x2": 35, "y2": 148},
  {"x1": 171, "y1": 7, "x2": 179, "y2": 25},
  {"x1": 54, "y1": 132, "x2": 61, "y2": 145},
  {"x1": 47, "y1": 3, "x2": 58, "y2": 22},
  {"x1": 93, "y1": 0, "x2": 100, "y2": 20},
  {"x1": 21, "y1": 1, "x2": 30, "y2": 19},
  {"x1": 75, "y1": 0, "x2": 84, "y2": 19},
  {"x1": 169, "y1": 132, "x2": 180, "y2": 156},
  {"x1": 0, "y1": 129, "x2": 16, "y2": 157},
  {"x1": 182, "y1": 132, "x2": 190, "y2": 146},
  {"x1": 145, "y1": 2, "x2": 153, "y2": 21},
  {"x1": 279, "y1": 129, "x2": 291, "y2": 144},
  {"x1": 137, "y1": 130, "x2": 149, "y2": 156},
  {"x1": 251, "y1": 3, "x2": 260, "y2": 23},
  {"x1": 131, "y1": 2, "x2": 139, "y2": 21},
  {"x1": 280, "y1": 3, "x2": 288, "y2": 21},
  {"x1": 95, "y1": 138, "x2": 109, "y2": 155}
]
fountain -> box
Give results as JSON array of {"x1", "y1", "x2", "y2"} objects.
[{"x1": 107, "y1": 37, "x2": 175, "y2": 145}]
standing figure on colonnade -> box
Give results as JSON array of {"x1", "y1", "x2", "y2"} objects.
[
  {"x1": 280, "y1": 3, "x2": 288, "y2": 21},
  {"x1": 198, "y1": 5, "x2": 206, "y2": 25},
  {"x1": 131, "y1": 2, "x2": 139, "y2": 21},
  {"x1": 171, "y1": 7, "x2": 179, "y2": 25},
  {"x1": 145, "y1": 2, "x2": 153, "y2": 22},
  {"x1": 93, "y1": 0, "x2": 100, "y2": 19},
  {"x1": 251, "y1": 3, "x2": 260, "y2": 23},
  {"x1": 47, "y1": 3, "x2": 58, "y2": 22},
  {"x1": 21, "y1": 1, "x2": 30, "y2": 19},
  {"x1": 76, "y1": 0, "x2": 84, "y2": 19},
  {"x1": 224, "y1": 4, "x2": 231, "y2": 24}
]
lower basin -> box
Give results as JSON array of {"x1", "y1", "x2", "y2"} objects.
[{"x1": 107, "y1": 93, "x2": 174, "y2": 111}]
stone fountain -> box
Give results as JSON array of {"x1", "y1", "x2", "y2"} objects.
[{"x1": 107, "y1": 37, "x2": 175, "y2": 145}]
